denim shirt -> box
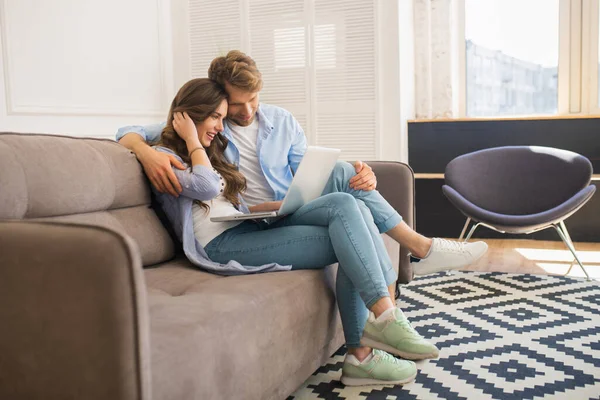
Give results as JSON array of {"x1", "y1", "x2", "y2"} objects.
[
  {"x1": 116, "y1": 103, "x2": 308, "y2": 199},
  {"x1": 150, "y1": 146, "x2": 291, "y2": 275}
]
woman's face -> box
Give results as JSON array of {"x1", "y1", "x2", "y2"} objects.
[{"x1": 197, "y1": 99, "x2": 228, "y2": 148}]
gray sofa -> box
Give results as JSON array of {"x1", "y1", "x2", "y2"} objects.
[{"x1": 0, "y1": 133, "x2": 415, "y2": 400}]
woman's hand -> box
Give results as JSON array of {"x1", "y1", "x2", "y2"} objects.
[
  {"x1": 248, "y1": 201, "x2": 283, "y2": 213},
  {"x1": 173, "y1": 112, "x2": 200, "y2": 145}
]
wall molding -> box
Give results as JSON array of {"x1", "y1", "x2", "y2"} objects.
[{"x1": 0, "y1": 0, "x2": 172, "y2": 118}]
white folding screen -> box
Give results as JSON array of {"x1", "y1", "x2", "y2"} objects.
[
  {"x1": 313, "y1": 0, "x2": 377, "y2": 160},
  {"x1": 248, "y1": 0, "x2": 310, "y2": 136},
  {"x1": 188, "y1": 0, "x2": 379, "y2": 161},
  {"x1": 189, "y1": 0, "x2": 243, "y2": 78}
]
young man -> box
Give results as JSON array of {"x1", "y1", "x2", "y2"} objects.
[{"x1": 116, "y1": 50, "x2": 487, "y2": 384}]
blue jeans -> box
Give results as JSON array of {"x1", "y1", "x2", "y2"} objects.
[{"x1": 205, "y1": 161, "x2": 402, "y2": 347}]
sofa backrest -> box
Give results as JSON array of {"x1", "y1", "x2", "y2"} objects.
[{"x1": 0, "y1": 133, "x2": 174, "y2": 266}]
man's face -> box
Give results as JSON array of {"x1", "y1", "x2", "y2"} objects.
[{"x1": 225, "y1": 82, "x2": 259, "y2": 126}]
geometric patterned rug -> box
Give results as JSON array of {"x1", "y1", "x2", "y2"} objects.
[{"x1": 288, "y1": 272, "x2": 600, "y2": 399}]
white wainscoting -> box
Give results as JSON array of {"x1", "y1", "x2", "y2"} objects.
[{"x1": 0, "y1": 0, "x2": 179, "y2": 139}]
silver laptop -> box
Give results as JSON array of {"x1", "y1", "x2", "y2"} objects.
[{"x1": 210, "y1": 146, "x2": 341, "y2": 222}]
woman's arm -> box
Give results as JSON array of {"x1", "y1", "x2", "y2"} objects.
[
  {"x1": 157, "y1": 112, "x2": 220, "y2": 201},
  {"x1": 155, "y1": 147, "x2": 221, "y2": 202},
  {"x1": 174, "y1": 111, "x2": 212, "y2": 169}
]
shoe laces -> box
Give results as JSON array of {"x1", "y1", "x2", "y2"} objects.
[
  {"x1": 393, "y1": 313, "x2": 423, "y2": 337},
  {"x1": 372, "y1": 349, "x2": 398, "y2": 364},
  {"x1": 435, "y1": 238, "x2": 468, "y2": 254}
]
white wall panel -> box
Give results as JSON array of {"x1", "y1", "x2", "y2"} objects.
[{"x1": 0, "y1": 0, "x2": 177, "y2": 138}]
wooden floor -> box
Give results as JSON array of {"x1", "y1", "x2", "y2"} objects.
[{"x1": 463, "y1": 239, "x2": 600, "y2": 279}]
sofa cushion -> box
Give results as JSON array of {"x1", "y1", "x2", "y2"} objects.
[
  {"x1": 35, "y1": 207, "x2": 174, "y2": 267},
  {"x1": 144, "y1": 257, "x2": 222, "y2": 296},
  {"x1": 0, "y1": 133, "x2": 175, "y2": 266},
  {"x1": 145, "y1": 258, "x2": 344, "y2": 400},
  {"x1": 0, "y1": 133, "x2": 148, "y2": 218}
]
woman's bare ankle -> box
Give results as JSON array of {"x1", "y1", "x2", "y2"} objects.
[
  {"x1": 370, "y1": 296, "x2": 396, "y2": 318},
  {"x1": 348, "y1": 346, "x2": 372, "y2": 362},
  {"x1": 412, "y1": 237, "x2": 433, "y2": 259}
]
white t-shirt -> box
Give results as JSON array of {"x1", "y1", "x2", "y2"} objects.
[
  {"x1": 192, "y1": 168, "x2": 244, "y2": 247},
  {"x1": 229, "y1": 119, "x2": 275, "y2": 207}
]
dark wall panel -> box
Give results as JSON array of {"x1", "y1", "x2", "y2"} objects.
[
  {"x1": 408, "y1": 118, "x2": 600, "y2": 242},
  {"x1": 409, "y1": 118, "x2": 600, "y2": 173}
]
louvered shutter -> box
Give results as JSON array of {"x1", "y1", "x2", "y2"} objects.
[
  {"x1": 313, "y1": 0, "x2": 378, "y2": 161},
  {"x1": 248, "y1": 0, "x2": 310, "y2": 135},
  {"x1": 188, "y1": 0, "x2": 379, "y2": 160},
  {"x1": 189, "y1": 0, "x2": 243, "y2": 78}
]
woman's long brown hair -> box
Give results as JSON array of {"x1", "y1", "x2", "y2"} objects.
[{"x1": 158, "y1": 78, "x2": 246, "y2": 211}]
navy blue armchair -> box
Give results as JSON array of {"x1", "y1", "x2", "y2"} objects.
[{"x1": 442, "y1": 146, "x2": 596, "y2": 280}]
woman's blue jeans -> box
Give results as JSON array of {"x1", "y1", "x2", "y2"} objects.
[{"x1": 205, "y1": 161, "x2": 402, "y2": 347}]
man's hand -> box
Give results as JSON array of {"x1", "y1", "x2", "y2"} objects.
[
  {"x1": 349, "y1": 161, "x2": 377, "y2": 191},
  {"x1": 248, "y1": 201, "x2": 283, "y2": 213},
  {"x1": 136, "y1": 144, "x2": 186, "y2": 197}
]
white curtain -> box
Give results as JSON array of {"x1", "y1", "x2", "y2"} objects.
[{"x1": 413, "y1": 0, "x2": 461, "y2": 119}]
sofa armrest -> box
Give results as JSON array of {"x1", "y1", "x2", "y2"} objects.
[
  {"x1": 368, "y1": 161, "x2": 415, "y2": 284},
  {"x1": 0, "y1": 221, "x2": 151, "y2": 400}
]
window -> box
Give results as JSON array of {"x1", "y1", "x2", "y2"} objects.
[
  {"x1": 597, "y1": 3, "x2": 600, "y2": 106},
  {"x1": 464, "y1": 0, "x2": 560, "y2": 117},
  {"x1": 461, "y1": 0, "x2": 600, "y2": 118}
]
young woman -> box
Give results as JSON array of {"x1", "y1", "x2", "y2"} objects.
[{"x1": 153, "y1": 78, "x2": 438, "y2": 387}]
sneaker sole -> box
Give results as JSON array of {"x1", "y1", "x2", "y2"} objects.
[
  {"x1": 413, "y1": 244, "x2": 488, "y2": 276},
  {"x1": 340, "y1": 371, "x2": 417, "y2": 386},
  {"x1": 360, "y1": 337, "x2": 439, "y2": 360}
]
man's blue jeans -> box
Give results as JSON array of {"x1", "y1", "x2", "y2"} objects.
[{"x1": 205, "y1": 161, "x2": 403, "y2": 347}]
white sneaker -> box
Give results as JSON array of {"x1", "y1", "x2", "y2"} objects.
[{"x1": 411, "y1": 238, "x2": 488, "y2": 276}]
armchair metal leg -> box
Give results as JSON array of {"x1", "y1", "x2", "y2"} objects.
[
  {"x1": 552, "y1": 222, "x2": 592, "y2": 281},
  {"x1": 459, "y1": 218, "x2": 472, "y2": 241},
  {"x1": 448, "y1": 219, "x2": 478, "y2": 274},
  {"x1": 464, "y1": 222, "x2": 482, "y2": 242},
  {"x1": 558, "y1": 221, "x2": 577, "y2": 275}
]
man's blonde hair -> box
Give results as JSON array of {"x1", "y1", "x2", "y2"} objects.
[{"x1": 208, "y1": 50, "x2": 263, "y2": 92}]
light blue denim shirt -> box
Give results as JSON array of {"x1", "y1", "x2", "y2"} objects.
[{"x1": 116, "y1": 103, "x2": 308, "y2": 199}]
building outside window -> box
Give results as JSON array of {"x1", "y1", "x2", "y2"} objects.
[{"x1": 465, "y1": 0, "x2": 559, "y2": 117}]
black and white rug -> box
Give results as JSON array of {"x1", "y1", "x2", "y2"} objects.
[{"x1": 289, "y1": 272, "x2": 600, "y2": 399}]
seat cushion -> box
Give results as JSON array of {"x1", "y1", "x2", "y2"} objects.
[
  {"x1": 443, "y1": 184, "x2": 597, "y2": 233},
  {"x1": 444, "y1": 146, "x2": 594, "y2": 215},
  {"x1": 144, "y1": 257, "x2": 222, "y2": 296},
  {"x1": 145, "y1": 259, "x2": 343, "y2": 400}
]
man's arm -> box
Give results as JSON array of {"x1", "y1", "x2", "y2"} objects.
[
  {"x1": 116, "y1": 122, "x2": 165, "y2": 143},
  {"x1": 116, "y1": 122, "x2": 185, "y2": 196},
  {"x1": 288, "y1": 118, "x2": 308, "y2": 174}
]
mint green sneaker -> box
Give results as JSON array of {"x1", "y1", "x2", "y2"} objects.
[
  {"x1": 361, "y1": 308, "x2": 439, "y2": 360},
  {"x1": 341, "y1": 349, "x2": 417, "y2": 386}
]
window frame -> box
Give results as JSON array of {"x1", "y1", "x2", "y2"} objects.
[{"x1": 457, "y1": 0, "x2": 600, "y2": 118}]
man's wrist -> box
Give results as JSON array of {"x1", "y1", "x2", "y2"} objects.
[{"x1": 131, "y1": 141, "x2": 152, "y2": 159}]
